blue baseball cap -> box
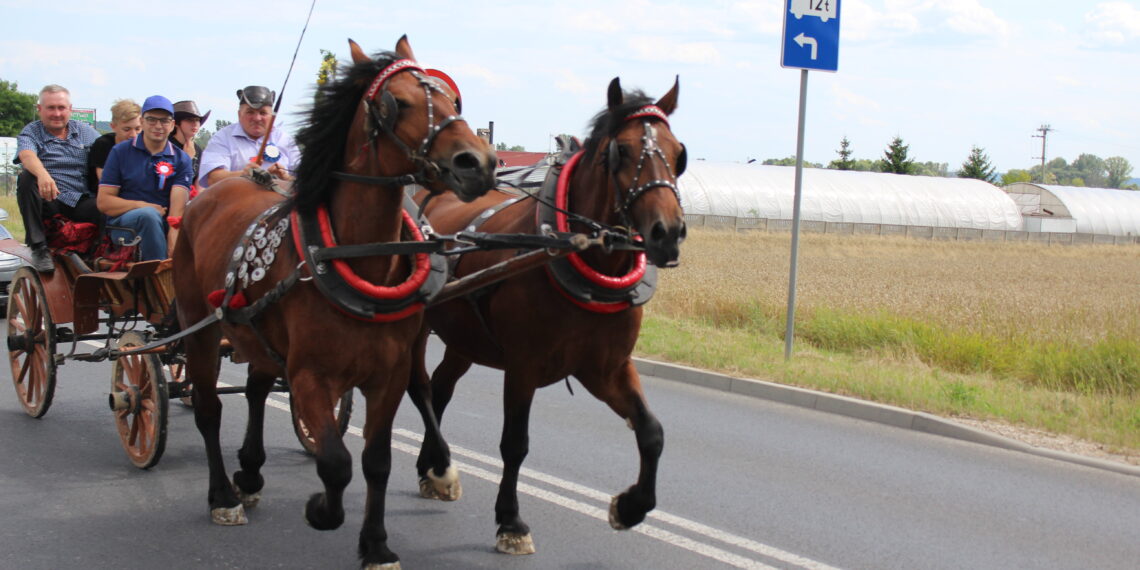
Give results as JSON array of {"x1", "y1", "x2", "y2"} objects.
[{"x1": 141, "y1": 95, "x2": 175, "y2": 115}]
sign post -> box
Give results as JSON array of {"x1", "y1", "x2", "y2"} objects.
[{"x1": 780, "y1": 0, "x2": 841, "y2": 360}]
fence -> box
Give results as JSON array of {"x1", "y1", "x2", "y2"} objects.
[{"x1": 683, "y1": 214, "x2": 1140, "y2": 246}]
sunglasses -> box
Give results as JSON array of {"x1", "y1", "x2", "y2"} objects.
[{"x1": 238, "y1": 86, "x2": 275, "y2": 108}]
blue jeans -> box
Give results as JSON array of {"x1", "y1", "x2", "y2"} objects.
[{"x1": 106, "y1": 207, "x2": 166, "y2": 261}]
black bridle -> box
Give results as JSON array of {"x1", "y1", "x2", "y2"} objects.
[
  {"x1": 332, "y1": 58, "x2": 466, "y2": 188},
  {"x1": 605, "y1": 105, "x2": 686, "y2": 227}
]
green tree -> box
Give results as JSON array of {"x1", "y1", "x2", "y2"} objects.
[
  {"x1": 195, "y1": 129, "x2": 212, "y2": 149},
  {"x1": 0, "y1": 79, "x2": 37, "y2": 137},
  {"x1": 914, "y1": 161, "x2": 949, "y2": 177},
  {"x1": 495, "y1": 142, "x2": 526, "y2": 151},
  {"x1": 1000, "y1": 169, "x2": 1032, "y2": 186},
  {"x1": 958, "y1": 145, "x2": 997, "y2": 183},
  {"x1": 879, "y1": 136, "x2": 915, "y2": 175},
  {"x1": 762, "y1": 156, "x2": 822, "y2": 168},
  {"x1": 828, "y1": 136, "x2": 854, "y2": 170},
  {"x1": 215, "y1": 119, "x2": 232, "y2": 131},
  {"x1": 1104, "y1": 156, "x2": 1133, "y2": 188},
  {"x1": 316, "y1": 49, "x2": 338, "y2": 86},
  {"x1": 850, "y1": 158, "x2": 881, "y2": 172},
  {"x1": 1071, "y1": 153, "x2": 1106, "y2": 187}
]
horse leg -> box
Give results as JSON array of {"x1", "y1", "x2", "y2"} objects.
[
  {"x1": 428, "y1": 346, "x2": 472, "y2": 420},
  {"x1": 232, "y1": 367, "x2": 277, "y2": 509},
  {"x1": 494, "y1": 375, "x2": 536, "y2": 555},
  {"x1": 292, "y1": 372, "x2": 352, "y2": 531},
  {"x1": 407, "y1": 328, "x2": 461, "y2": 501},
  {"x1": 579, "y1": 360, "x2": 663, "y2": 530},
  {"x1": 357, "y1": 382, "x2": 406, "y2": 569},
  {"x1": 187, "y1": 325, "x2": 247, "y2": 525}
]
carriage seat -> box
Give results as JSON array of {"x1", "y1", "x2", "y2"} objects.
[{"x1": 42, "y1": 215, "x2": 140, "y2": 273}]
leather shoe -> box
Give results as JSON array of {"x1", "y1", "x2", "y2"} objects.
[{"x1": 29, "y1": 245, "x2": 54, "y2": 273}]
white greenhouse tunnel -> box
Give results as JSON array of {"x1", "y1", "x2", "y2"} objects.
[
  {"x1": 676, "y1": 163, "x2": 1024, "y2": 231},
  {"x1": 675, "y1": 163, "x2": 1140, "y2": 237}
]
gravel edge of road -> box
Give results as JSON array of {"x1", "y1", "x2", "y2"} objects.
[{"x1": 633, "y1": 358, "x2": 1140, "y2": 479}]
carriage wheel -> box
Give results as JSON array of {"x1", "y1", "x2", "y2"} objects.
[
  {"x1": 6, "y1": 267, "x2": 58, "y2": 418},
  {"x1": 290, "y1": 389, "x2": 354, "y2": 455},
  {"x1": 110, "y1": 331, "x2": 168, "y2": 469}
]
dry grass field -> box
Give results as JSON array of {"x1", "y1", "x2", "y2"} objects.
[{"x1": 638, "y1": 227, "x2": 1140, "y2": 459}]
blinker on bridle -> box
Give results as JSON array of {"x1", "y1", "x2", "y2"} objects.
[
  {"x1": 605, "y1": 105, "x2": 686, "y2": 223},
  {"x1": 334, "y1": 58, "x2": 467, "y2": 188}
]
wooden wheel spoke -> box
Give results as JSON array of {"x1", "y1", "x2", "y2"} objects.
[{"x1": 16, "y1": 351, "x2": 32, "y2": 384}]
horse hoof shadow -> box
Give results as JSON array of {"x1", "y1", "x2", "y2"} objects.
[
  {"x1": 496, "y1": 532, "x2": 535, "y2": 555},
  {"x1": 211, "y1": 504, "x2": 248, "y2": 526},
  {"x1": 418, "y1": 465, "x2": 462, "y2": 501}
]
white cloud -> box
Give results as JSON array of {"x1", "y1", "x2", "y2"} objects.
[
  {"x1": 1084, "y1": 2, "x2": 1140, "y2": 45},
  {"x1": 553, "y1": 68, "x2": 594, "y2": 96},
  {"x1": 930, "y1": 0, "x2": 1010, "y2": 38},
  {"x1": 843, "y1": 0, "x2": 921, "y2": 42},
  {"x1": 627, "y1": 37, "x2": 722, "y2": 65}
]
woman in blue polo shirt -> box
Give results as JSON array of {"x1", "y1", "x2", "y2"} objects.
[{"x1": 97, "y1": 95, "x2": 192, "y2": 261}]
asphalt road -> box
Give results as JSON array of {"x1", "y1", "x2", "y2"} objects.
[{"x1": 1, "y1": 334, "x2": 1139, "y2": 569}]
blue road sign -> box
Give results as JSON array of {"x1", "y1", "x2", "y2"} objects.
[{"x1": 781, "y1": 0, "x2": 841, "y2": 72}]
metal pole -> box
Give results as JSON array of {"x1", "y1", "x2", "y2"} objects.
[{"x1": 784, "y1": 69, "x2": 809, "y2": 360}]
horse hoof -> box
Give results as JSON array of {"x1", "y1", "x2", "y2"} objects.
[
  {"x1": 419, "y1": 465, "x2": 462, "y2": 501},
  {"x1": 362, "y1": 563, "x2": 401, "y2": 570},
  {"x1": 238, "y1": 490, "x2": 261, "y2": 509},
  {"x1": 496, "y1": 532, "x2": 535, "y2": 555},
  {"x1": 608, "y1": 495, "x2": 628, "y2": 530},
  {"x1": 211, "y1": 505, "x2": 248, "y2": 526}
]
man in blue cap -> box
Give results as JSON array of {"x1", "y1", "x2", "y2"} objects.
[{"x1": 96, "y1": 95, "x2": 192, "y2": 261}]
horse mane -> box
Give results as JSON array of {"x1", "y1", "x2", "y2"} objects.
[
  {"x1": 581, "y1": 90, "x2": 655, "y2": 163},
  {"x1": 291, "y1": 50, "x2": 401, "y2": 213}
]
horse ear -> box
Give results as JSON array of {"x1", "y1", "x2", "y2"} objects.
[
  {"x1": 395, "y1": 34, "x2": 417, "y2": 62},
  {"x1": 656, "y1": 75, "x2": 680, "y2": 116},
  {"x1": 607, "y1": 77, "x2": 623, "y2": 110},
  {"x1": 348, "y1": 39, "x2": 369, "y2": 64}
]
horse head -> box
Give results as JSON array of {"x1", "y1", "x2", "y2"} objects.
[
  {"x1": 596, "y1": 77, "x2": 687, "y2": 268},
  {"x1": 344, "y1": 36, "x2": 496, "y2": 202}
]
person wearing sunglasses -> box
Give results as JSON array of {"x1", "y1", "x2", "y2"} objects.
[
  {"x1": 96, "y1": 95, "x2": 192, "y2": 261},
  {"x1": 197, "y1": 85, "x2": 299, "y2": 189}
]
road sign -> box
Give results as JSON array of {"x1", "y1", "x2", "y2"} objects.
[
  {"x1": 70, "y1": 108, "x2": 96, "y2": 127},
  {"x1": 781, "y1": 0, "x2": 841, "y2": 72}
]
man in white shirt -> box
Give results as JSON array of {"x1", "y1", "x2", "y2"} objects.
[{"x1": 197, "y1": 85, "x2": 299, "y2": 189}]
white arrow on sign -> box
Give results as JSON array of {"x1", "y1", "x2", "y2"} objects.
[{"x1": 794, "y1": 33, "x2": 818, "y2": 60}]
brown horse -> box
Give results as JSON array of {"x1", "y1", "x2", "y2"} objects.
[
  {"x1": 172, "y1": 37, "x2": 495, "y2": 569},
  {"x1": 407, "y1": 77, "x2": 686, "y2": 554}
]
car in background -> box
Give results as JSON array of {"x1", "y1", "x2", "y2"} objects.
[{"x1": 0, "y1": 208, "x2": 26, "y2": 291}]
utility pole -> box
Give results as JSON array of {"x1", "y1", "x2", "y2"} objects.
[{"x1": 1032, "y1": 124, "x2": 1053, "y2": 183}]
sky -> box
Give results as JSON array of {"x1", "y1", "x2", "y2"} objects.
[{"x1": 2, "y1": 1, "x2": 1139, "y2": 175}]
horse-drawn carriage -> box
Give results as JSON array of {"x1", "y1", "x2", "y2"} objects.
[
  {"x1": 1, "y1": 227, "x2": 351, "y2": 469},
  {"x1": 5, "y1": 34, "x2": 687, "y2": 569}
]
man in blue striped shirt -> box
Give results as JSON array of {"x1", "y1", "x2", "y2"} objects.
[{"x1": 16, "y1": 84, "x2": 100, "y2": 272}]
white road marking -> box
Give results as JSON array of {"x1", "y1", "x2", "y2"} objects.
[
  {"x1": 259, "y1": 393, "x2": 838, "y2": 570},
  {"x1": 83, "y1": 339, "x2": 837, "y2": 568}
]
